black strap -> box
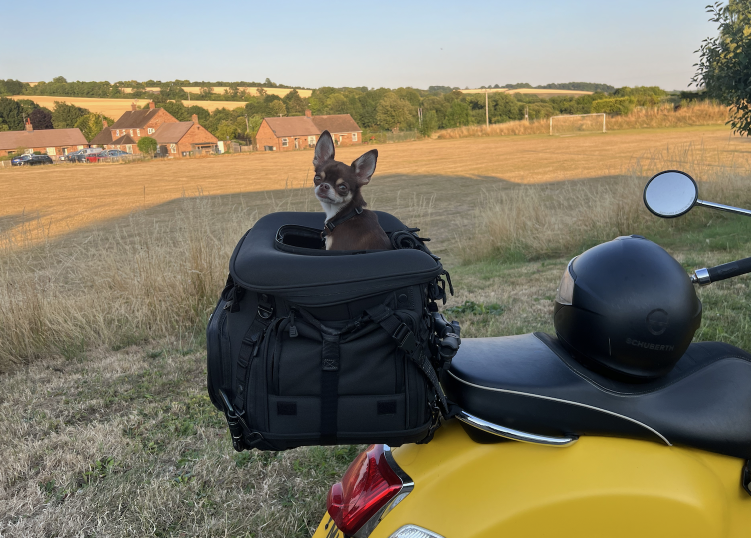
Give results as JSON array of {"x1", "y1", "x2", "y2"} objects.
[
  {"x1": 320, "y1": 332, "x2": 341, "y2": 444},
  {"x1": 321, "y1": 206, "x2": 363, "y2": 239},
  {"x1": 233, "y1": 296, "x2": 274, "y2": 414},
  {"x1": 366, "y1": 304, "x2": 450, "y2": 415}
]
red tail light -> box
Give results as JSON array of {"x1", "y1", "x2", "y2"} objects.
[{"x1": 326, "y1": 444, "x2": 405, "y2": 536}]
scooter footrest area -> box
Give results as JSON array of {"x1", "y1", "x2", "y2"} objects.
[{"x1": 442, "y1": 332, "x2": 751, "y2": 459}]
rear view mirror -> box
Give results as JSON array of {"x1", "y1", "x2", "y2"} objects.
[{"x1": 643, "y1": 171, "x2": 699, "y2": 218}]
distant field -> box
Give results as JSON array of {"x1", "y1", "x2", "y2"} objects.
[
  {"x1": 461, "y1": 88, "x2": 594, "y2": 98},
  {"x1": 9, "y1": 96, "x2": 251, "y2": 116},
  {"x1": 120, "y1": 86, "x2": 313, "y2": 98},
  {"x1": 0, "y1": 125, "x2": 740, "y2": 241}
]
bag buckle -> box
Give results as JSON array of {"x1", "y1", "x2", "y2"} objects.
[
  {"x1": 257, "y1": 304, "x2": 273, "y2": 319},
  {"x1": 393, "y1": 323, "x2": 418, "y2": 354}
]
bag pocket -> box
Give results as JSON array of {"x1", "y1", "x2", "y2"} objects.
[
  {"x1": 206, "y1": 299, "x2": 229, "y2": 412},
  {"x1": 267, "y1": 394, "x2": 407, "y2": 435}
]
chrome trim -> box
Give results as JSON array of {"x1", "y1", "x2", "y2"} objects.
[
  {"x1": 353, "y1": 445, "x2": 415, "y2": 538},
  {"x1": 696, "y1": 199, "x2": 751, "y2": 217},
  {"x1": 691, "y1": 267, "x2": 711, "y2": 286},
  {"x1": 448, "y1": 370, "x2": 671, "y2": 446},
  {"x1": 457, "y1": 410, "x2": 578, "y2": 447},
  {"x1": 387, "y1": 525, "x2": 446, "y2": 538}
]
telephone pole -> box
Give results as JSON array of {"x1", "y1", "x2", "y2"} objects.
[{"x1": 485, "y1": 88, "x2": 489, "y2": 128}]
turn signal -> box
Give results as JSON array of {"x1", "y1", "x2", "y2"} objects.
[{"x1": 326, "y1": 444, "x2": 404, "y2": 535}]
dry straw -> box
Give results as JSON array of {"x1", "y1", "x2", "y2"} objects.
[{"x1": 436, "y1": 102, "x2": 729, "y2": 139}]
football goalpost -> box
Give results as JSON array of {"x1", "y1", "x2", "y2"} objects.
[{"x1": 549, "y1": 113, "x2": 606, "y2": 135}]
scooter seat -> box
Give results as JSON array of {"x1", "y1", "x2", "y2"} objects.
[{"x1": 443, "y1": 332, "x2": 751, "y2": 459}]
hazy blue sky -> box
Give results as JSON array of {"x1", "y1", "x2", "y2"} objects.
[{"x1": 1, "y1": 0, "x2": 719, "y2": 90}]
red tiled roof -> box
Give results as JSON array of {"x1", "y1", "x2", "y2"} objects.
[
  {"x1": 153, "y1": 122, "x2": 193, "y2": 144},
  {"x1": 0, "y1": 128, "x2": 88, "y2": 150},
  {"x1": 90, "y1": 128, "x2": 112, "y2": 145},
  {"x1": 264, "y1": 116, "x2": 320, "y2": 137},
  {"x1": 110, "y1": 108, "x2": 166, "y2": 129},
  {"x1": 111, "y1": 134, "x2": 136, "y2": 145},
  {"x1": 262, "y1": 114, "x2": 362, "y2": 138},
  {"x1": 311, "y1": 114, "x2": 361, "y2": 134}
]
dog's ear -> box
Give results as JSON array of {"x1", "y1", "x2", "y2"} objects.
[
  {"x1": 351, "y1": 149, "x2": 378, "y2": 185},
  {"x1": 313, "y1": 130, "x2": 335, "y2": 167}
]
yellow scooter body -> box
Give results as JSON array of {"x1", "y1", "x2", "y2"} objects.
[{"x1": 312, "y1": 420, "x2": 751, "y2": 538}]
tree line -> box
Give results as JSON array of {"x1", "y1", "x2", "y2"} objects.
[{"x1": 0, "y1": 82, "x2": 675, "y2": 142}]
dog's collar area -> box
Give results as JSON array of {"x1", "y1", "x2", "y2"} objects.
[{"x1": 321, "y1": 206, "x2": 363, "y2": 239}]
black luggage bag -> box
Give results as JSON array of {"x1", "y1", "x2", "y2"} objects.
[{"x1": 207, "y1": 211, "x2": 460, "y2": 452}]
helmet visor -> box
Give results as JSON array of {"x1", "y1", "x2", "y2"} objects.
[{"x1": 556, "y1": 257, "x2": 576, "y2": 305}]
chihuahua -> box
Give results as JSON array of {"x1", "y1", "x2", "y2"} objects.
[{"x1": 313, "y1": 130, "x2": 391, "y2": 250}]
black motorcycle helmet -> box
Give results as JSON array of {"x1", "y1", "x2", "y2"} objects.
[{"x1": 553, "y1": 235, "x2": 702, "y2": 382}]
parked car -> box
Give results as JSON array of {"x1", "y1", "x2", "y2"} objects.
[
  {"x1": 86, "y1": 149, "x2": 131, "y2": 163},
  {"x1": 59, "y1": 149, "x2": 87, "y2": 162},
  {"x1": 11, "y1": 154, "x2": 53, "y2": 166}
]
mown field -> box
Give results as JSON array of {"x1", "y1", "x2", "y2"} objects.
[
  {"x1": 3, "y1": 125, "x2": 751, "y2": 536},
  {"x1": 8, "y1": 96, "x2": 256, "y2": 116}
]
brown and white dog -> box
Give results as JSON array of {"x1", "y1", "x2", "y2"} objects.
[{"x1": 313, "y1": 130, "x2": 391, "y2": 250}]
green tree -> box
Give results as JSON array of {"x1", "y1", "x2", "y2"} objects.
[
  {"x1": 419, "y1": 110, "x2": 438, "y2": 136},
  {"x1": 215, "y1": 120, "x2": 238, "y2": 140},
  {"x1": 137, "y1": 136, "x2": 158, "y2": 155},
  {"x1": 268, "y1": 100, "x2": 287, "y2": 116},
  {"x1": 187, "y1": 105, "x2": 210, "y2": 124},
  {"x1": 282, "y1": 89, "x2": 307, "y2": 115},
  {"x1": 74, "y1": 113, "x2": 115, "y2": 141},
  {"x1": 693, "y1": 0, "x2": 751, "y2": 134},
  {"x1": 0, "y1": 97, "x2": 24, "y2": 131},
  {"x1": 444, "y1": 100, "x2": 472, "y2": 128},
  {"x1": 376, "y1": 93, "x2": 413, "y2": 132},
  {"x1": 51, "y1": 101, "x2": 89, "y2": 128},
  {"x1": 162, "y1": 100, "x2": 189, "y2": 121}
]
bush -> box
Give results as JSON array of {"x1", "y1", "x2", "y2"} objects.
[
  {"x1": 591, "y1": 97, "x2": 634, "y2": 115},
  {"x1": 137, "y1": 137, "x2": 157, "y2": 155}
]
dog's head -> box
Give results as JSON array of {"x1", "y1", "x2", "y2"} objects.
[{"x1": 313, "y1": 130, "x2": 378, "y2": 210}]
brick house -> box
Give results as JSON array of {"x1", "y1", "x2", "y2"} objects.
[
  {"x1": 153, "y1": 115, "x2": 219, "y2": 157},
  {"x1": 93, "y1": 101, "x2": 179, "y2": 153},
  {"x1": 255, "y1": 110, "x2": 362, "y2": 151},
  {"x1": 0, "y1": 119, "x2": 88, "y2": 157}
]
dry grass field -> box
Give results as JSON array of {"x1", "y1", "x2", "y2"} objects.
[
  {"x1": 5, "y1": 123, "x2": 751, "y2": 536},
  {"x1": 119, "y1": 87, "x2": 313, "y2": 98},
  {"x1": 0, "y1": 124, "x2": 744, "y2": 242},
  {"x1": 9, "y1": 96, "x2": 252, "y2": 116}
]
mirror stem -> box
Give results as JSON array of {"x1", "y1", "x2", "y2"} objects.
[
  {"x1": 696, "y1": 200, "x2": 751, "y2": 217},
  {"x1": 691, "y1": 268, "x2": 711, "y2": 286}
]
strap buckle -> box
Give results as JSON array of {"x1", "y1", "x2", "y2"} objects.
[
  {"x1": 393, "y1": 323, "x2": 418, "y2": 354},
  {"x1": 257, "y1": 304, "x2": 273, "y2": 319}
]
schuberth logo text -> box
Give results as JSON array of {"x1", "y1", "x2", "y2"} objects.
[{"x1": 626, "y1": 338, "x2": 674, "y2": 352}]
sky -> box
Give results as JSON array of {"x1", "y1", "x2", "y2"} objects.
[{"x1": 0, "y1": 0, "x2": 719, "y2": 91}]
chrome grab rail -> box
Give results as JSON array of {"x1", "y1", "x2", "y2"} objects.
[{"x1": 457, "y1": 411, "x2": 578, "y2": 447}]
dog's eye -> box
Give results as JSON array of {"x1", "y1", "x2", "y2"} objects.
[
  {"x1": 314, "y1": 175, "x2": 322, "y2": 184},
  {"x1": 338, "y1": 185, "x2": 348, "y2": 193}
]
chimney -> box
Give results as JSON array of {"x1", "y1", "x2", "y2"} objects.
[
  {"x1": 131, "y1": 102, "x2": 137, "y2": 111},
  {"x1": 102, "y1": 119, "x2": 108, "y2": 128},
  {"x1": 305, "y1": 109, "x2": 312, "y2": 118},
  {"x1": 192, "y1": 114, "x2": 199, "y2": 125},
  {"x1": 149, "y1": 101, "x2": 155, "y2": 110},
  {"x1": 25, "y1": 118, "x2": 33, "y2": 132}
]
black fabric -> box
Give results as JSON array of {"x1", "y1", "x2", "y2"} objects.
[
  {"x1": 230, "y1": 211, "x2": 444, "y2": 307},
  {"x1": 207, "y1": 211, "x2": 455, "y2": 452},
  {"x1": 443, "y1": 332, "x2": 751, "y2": 459}
]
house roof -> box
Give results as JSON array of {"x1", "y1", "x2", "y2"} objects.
[
  {"x1": 152, "y1": 122, "x2": 193, "y2": 144},
  {"x1": 111, "y1": 134, "x2": 136, "y2": 145},
  {"x1": 110, "y1": 108, "x2": 164, "y2": 129},
  {"x1": 264, "y1": 116, "x2": 320, "y2": 137},
  {"x1": 0, "y1": 128, "x2": 88, "y2": 150},
  {"x1": 90, "y1": 128, "x2": 112, "y2": 145},
  {"x1": 311, "y1": 114, "x2": 362, "y2": 134},
  {"x1": 262, "y1": 114, "x2": 362, "y2": 138}
]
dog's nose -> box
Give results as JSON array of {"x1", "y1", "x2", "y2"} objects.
[{"x1": 319, "y1": 183, "x2": 330, "y2": 191}]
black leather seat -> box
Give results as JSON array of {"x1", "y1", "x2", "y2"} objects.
[{"x1": 443, "y1": 333, "x2": 751, "y2": 459}]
